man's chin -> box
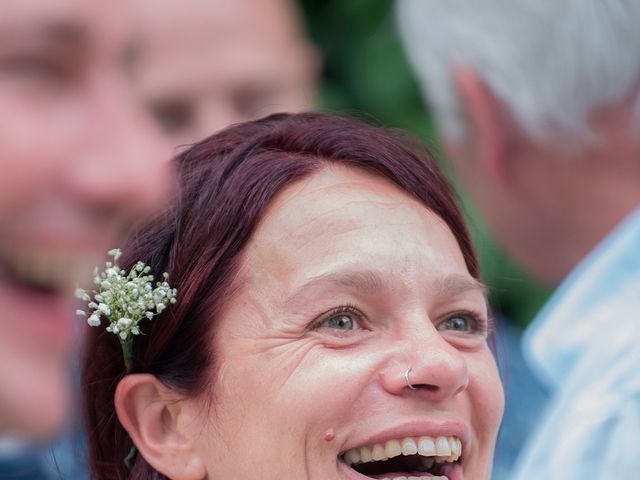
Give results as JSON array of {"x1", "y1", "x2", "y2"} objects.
[{"x1": 0, "y1": 355, "x2": 71, "y2": 441}]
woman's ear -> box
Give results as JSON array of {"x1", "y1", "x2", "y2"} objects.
[
  {"x1": 452, "y1": 66, "x2": 519, "y2": 181},
  {"x1": 115, "y1": 374, "x2": 206, "y2": 480}
]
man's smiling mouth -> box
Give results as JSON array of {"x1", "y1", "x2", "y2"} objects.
[
  {"x1": 0, "y1": 245, "x2": 94, "y2": 296},
  {"x1": 341, "y1": 435, "x2": 462, "y2": 480}
]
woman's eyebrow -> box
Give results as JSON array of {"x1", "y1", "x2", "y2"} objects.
[
  {"x1": 433, "y1": 275, "x2": 489, "y2": 300},
  {"x1": 285, "y1": 270, "x2": 488, "y2": 307},
  {"x1": 284, "y1": 270, "x2": 389, "y2": 307}
]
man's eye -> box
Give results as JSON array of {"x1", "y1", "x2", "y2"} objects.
[
  {"x1": 313, "y1": 306, "x2": 363, "y2": 332},
  {"x1": 150, "y1": 99, "x2": 193, "y2": 134},
  {"x1": 233, "y1": 86, "x2": 279, "y2": 118},
  {"x1": 2, "y1": 54, "x2": 68, "y2": 82}
]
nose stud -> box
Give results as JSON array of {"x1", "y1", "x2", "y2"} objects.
[{"x1": 404, "y1": 366, "x2": 417, "y2": 390}]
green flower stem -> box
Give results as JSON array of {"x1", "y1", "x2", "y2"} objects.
[
  {"x1": 120, "y1": 336, "x2": 137, "y2": 469},
  {"x1": 121, "y1": 337, "x2": 134, "y2": 373},
  {"x1": 124, "y1": 444, "x2": 138, "y2": 470}
]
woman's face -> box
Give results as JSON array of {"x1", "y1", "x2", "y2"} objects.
[{"x1": 191, "y1": 165, "x2": 503, "y2": 480}]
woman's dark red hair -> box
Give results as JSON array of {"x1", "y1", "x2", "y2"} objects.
[{"x1": 82, "y1": 112, "x2": 480, "y2": 479}]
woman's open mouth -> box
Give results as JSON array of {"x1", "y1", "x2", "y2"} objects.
[{"x1": 341, "y1": 435, "x2": 462, "y2": 480}]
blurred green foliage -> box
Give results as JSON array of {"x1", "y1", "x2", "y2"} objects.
[{"x1": 299, "y1": 0, "x2": 550, "y2": 328}]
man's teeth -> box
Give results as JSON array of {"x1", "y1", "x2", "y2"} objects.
[
  {"x1": 0, "y1": 248, "x2": 95, "y2": 292},
  {"x1": 343, "y1": 435, "x2": 462, "y2": 466}
]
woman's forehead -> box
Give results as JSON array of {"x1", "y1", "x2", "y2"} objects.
[
  {"x1": 241, "y1": 165, "x2": 469, "y2": 292},
  {"x1": 258, "y1": 165, "x2": 431, "y2": 237}
]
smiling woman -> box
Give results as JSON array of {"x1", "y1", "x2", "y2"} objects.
[{"x1": 82, "y1": 112, "x2": 504, "y2": 480}]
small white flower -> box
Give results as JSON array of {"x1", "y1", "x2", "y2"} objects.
[
  {"x1": 75, "y1": 288, "x2": 90, "y2": 301},
  {"x1": 77, "y1": 249, "x2": 177, "y2": 370},
  {"x1": 117, "y1": 317, "x2": 133, "y2": 329}
]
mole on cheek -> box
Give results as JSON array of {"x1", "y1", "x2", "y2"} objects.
[{"x1": 324, "y1": 428, "x2": 336, "y2": 442}]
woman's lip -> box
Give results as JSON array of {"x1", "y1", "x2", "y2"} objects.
[
  {"x1": 338, "y1": 458, "x2": 377, "y2": 480},
  {"x1": 441, "y1": 462, "x2": 464, "y2": 480},
  {"x1": 341, "y1": 419, "x2": 470, "y2": 453}
]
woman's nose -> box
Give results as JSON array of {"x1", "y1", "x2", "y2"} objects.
[{"x1": 379, "y1": 337, "x2": 469, "y2": 403}]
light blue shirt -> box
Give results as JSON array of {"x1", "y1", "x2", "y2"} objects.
[
  {"x1": 512, "y1": 208, "x2": 640, "y2": 479},
  {"x1": 492, "y1": 317, "x2": 548, "y2": 480}
]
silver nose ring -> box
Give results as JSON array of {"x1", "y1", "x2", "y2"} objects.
[{"x1": 404, "y1": 366, "x2": 417, "y2": 390}]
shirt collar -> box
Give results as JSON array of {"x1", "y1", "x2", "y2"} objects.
[{"x1": 522, "y1": 207, "x2": 640, "y2": 389}]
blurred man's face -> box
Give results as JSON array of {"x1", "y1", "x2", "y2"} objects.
[
  {"x1": 132, "y1": 0, "x2": 319, "y2": 146},
  {"x1": 0, "y1": 0, "x2": 171, "y2": 439}
]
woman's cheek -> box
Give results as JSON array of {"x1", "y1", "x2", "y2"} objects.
[{"x1": 468, "y1": 350, "x2": 504, "y2": 438}]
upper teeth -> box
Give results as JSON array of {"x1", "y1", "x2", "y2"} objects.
[{"x1": 343, "y1": 435, "x2": 462, "y2": 466}]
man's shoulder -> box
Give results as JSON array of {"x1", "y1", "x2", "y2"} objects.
[{"x1": 523, "y1": 208, "x2": 640, "y2": 389}]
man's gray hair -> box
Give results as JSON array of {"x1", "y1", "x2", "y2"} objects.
[{"x1": 397, "y1": 0, "x2": 640, "y2": 143}]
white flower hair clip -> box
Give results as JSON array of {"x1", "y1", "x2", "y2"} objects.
[{"x1": 76, "y1": 248, "x2": 177, "y2": 372}]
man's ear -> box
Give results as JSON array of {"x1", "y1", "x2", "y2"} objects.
[
  {"x1": 453, "y1": 66, "x2": 518, "y2": 180},
  {"x1": 115, "y1": 374, "x2": 206, "y2": 480}
]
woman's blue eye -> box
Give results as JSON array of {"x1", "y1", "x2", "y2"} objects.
[
  {"x1": 321, "y1": 313, "x2": 355, "y2": 330},
  {"x1": 439, "y1": 313, "x2": 479, "y2": 333},
  {"x1": 314, "y1": 306, "x2": 363, "y2": 332}
]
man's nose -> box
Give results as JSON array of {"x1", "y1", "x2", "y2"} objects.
[
  {"x1": 379, "y1": 330, "x2": 469, "y2": 403},
  {"x1": 64, "y1": 74, "x2": 174, "y2": 222}
]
